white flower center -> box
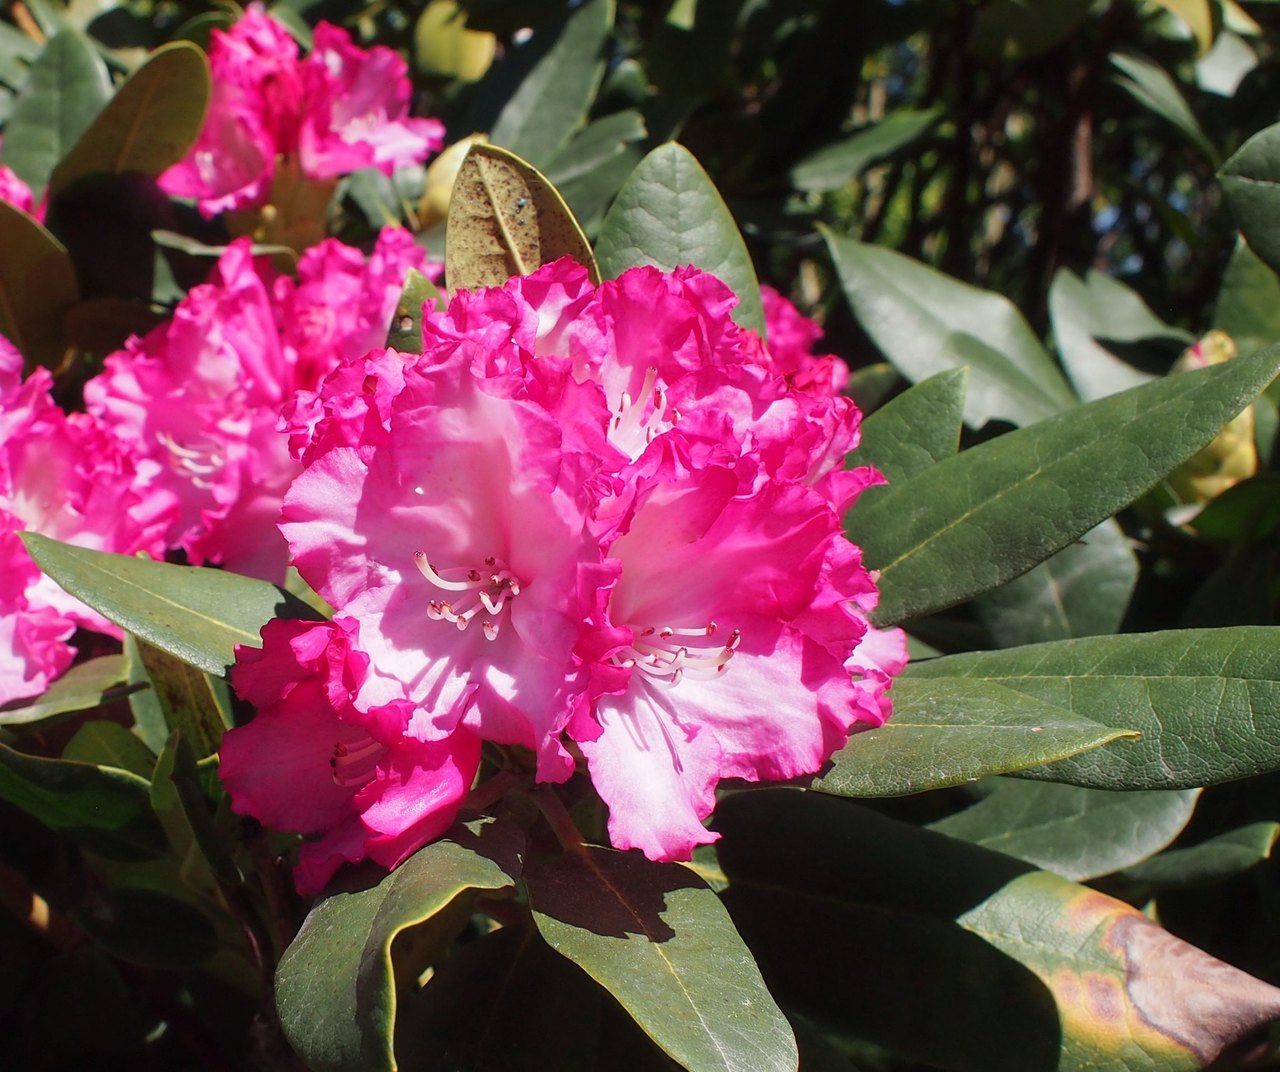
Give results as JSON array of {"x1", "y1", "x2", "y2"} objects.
[
  {"x1": 609, "y1": 366, "x2": 674, "y2": 459},
  {"x1": 612, "y1": 621, "x2": 740, "y2": 686},
  {"x1": 414, "y1": 551, "x2": 522, "y2": 641}
]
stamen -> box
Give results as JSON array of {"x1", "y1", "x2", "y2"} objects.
[
  {"x1": 330, "y1": 736, "x2": 383, "y2": 788},
  {"x1": 612, "y1": 623, "x2": 740, "y2": 685},
  {"x1": 414, "y1": 551, "x2": 523, "y2": 642}
]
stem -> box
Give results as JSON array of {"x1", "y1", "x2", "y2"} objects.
[{"x1": 528, "y1": 784, "x2": 590, "y2": 859}]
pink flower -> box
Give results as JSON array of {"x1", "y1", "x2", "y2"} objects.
[
  {"x1": 87, "y1": 230, "x2": 428, "y2": 582},
  {"x1": 233, "y1": 258, "x2": 901, "y2": 885},
  {"x1": 0, "y1": 164, "x2": 40, "y2": 220},
  {"x1": 160, "y1": 6, "x2": 443, "y2": 216},
  {"x1": 221, "y1": 617, "x2": 480, "y2": 894},
  {"x1": 758, "y1": 285, "x2": 849, "y2": 395},
  {"x1": 0, "y1": 336, "x2": 176, "y2": 705}
]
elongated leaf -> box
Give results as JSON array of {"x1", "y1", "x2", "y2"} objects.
[
  {"x1": 136, "y1": 640, "x2": 232, "y2": 758},
  {"x1": 526, "y1": 847, "x2": 797, "y2": 1072},
  {"x1": 969, "y1": 0, "x2": 1093, "y2": 62},
  {"x1": 972, "y1": 519, "x2": 1138, "y2": 646},
  {"x1": 73, "y1": 886, "x2": 219, "y2": 969},
  {"x1": 488, "y1": 0, "x2": 612, "y2": 167},
  {"x1": 596, "y1": 143, "x2": 766, "y2": 335},
  {"x1": 1049, "y1": 269, "x2": 1186, "y2": 402},
  {"x1": 906, "y1": 626, "x2": 1280, "y2": 789},
  {"x1": 1220, "y1": 123, "x2": 1280, "y2": 277},
  {"x1": 824, "y1": 232, "x2": 1077, "y2": 427},
  {"x1": 544, "y1": 109, "x2": 647, "y2": 232},
  {"x1": 813, "y1": 677, "x2": 1138, "y2": 798},
  {"x1": 63, "y1": 720, "x2": 156, "y2": 778},
  {"x1": 20, "y1": 533, "x2": 321, "y2": 678},
  {"x1": 0, "y1": 741, "x2": 165, "y2": 860},
  {"x1": 0, "y1": 199, "x2": 79, "y2": 368},
  {"x1": 276, "y1": 819, "x2": 523, "y2": 1072},
  {"x1": 446, "y1": 142, "x2": 598, "y2": 291},
  {"x1": 1112, "y1": 51, "x2": 1218, "y2": 163},
  {"x1": 715, "y1": 790, "x2": 1280, "y2": 1072},
  {"x1": 150, "y1": 730, "x2": 241, "y2": 891},
  {"x1": 847, "y1": 343, "x2": 1280, "y2": 626},
  {"x1": 0, "y1": 28, "x2": 112, "y2": 194},
  {"x1": 847, "y1": 367, "x2": 967, "y2": 484},
  {"x1": 0, "y1": 654, "x2": 136, "y2": 727},
  {"x1": 791, "y1": 108, "x2": 941, "y2": 193},
  {"x1": 1213, "y1": 237, "x2": 1280, "y2": 358},
  {"x1": 930, "y1": 781, "x2": 1201, "y2": 881},
  {"x1": 1122, "y1": 822, "x2": 1280, "y2": 886},
  {"x1": 49, "y1": 41, "x2": 211, "y2": 196}
]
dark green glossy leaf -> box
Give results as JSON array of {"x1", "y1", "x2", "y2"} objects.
[
  {"x1": 73, "y1": 886, "x2": 218, "y2": 969},
  {"x1": 446, "y1": 142, "x2": 599, "y2": 290},
  {"x1": 972, "y1": 519, "x2": 1138, "y2": 646},
  {"x1": 824, "y1": 232, "x2": 1077, "y2": 427},
  {"x1": 0, "y1": 741, "x2": 165, "y2": 860},
  {"x1": 715, "y1": 790, "x2": 1280, "y2": 1072},
  {"x1": 1221, "y1": 123, "x2": 1280, "y2": 276},
  {"x1": 124, "y1": 633, "x2": 168, "y2": 755},
  {"x1": 0, "y1": 28, "x2": 111, "y2": 194},
  {"x1": 791, "y1": 108, "x2": 941, "y2": 193},
  {"x1": 0, "y1": 199, "x2": 79, "y2": 368},
  {"x1": 49, "y1": 41, "x2": 210, "y2": 195},
  {"x1": 19, "y1": 533, "x2": 322, "y2": 678},
  {"x1": 276, "y1": 819, "x2": 523, "y2": 1072},
  {"x1": 846, "y1": 344, "x2": 1280, "y2": 626},
  {"x1": 1213, "y1": 237, "x2": 1280, "y2": 357},
  {"x1": 135, "y1": 640, "x2": 232, "y2": 758},
  {"x1": 150, "y1": 730, "x2": 241, "y2": 890},
  {"x1": 526, "y1": 846, "x2": 797, "y2": 1072},
  {"x1": 0, "y1": 654, "x2": 135, "y2": 727},
  {"x1": 62, "y1": 720, "x2": 155, "y2": 778},
  {"x1": 848, "y1": 368, "x2": 967, "y2": 484},
  {"x1": 812, "y1": 677, "x2": 1138, "y2": 798},
  {"x1": 488, "y1": 0, "x2": 612, "y2": 167},
  {"x1": 1049, "y1": 268, "x2": 1187, "y2": 402},
  {"x1": 596, "y1": 143, "x2": 765, "y2": 335},
  {"x1": 906, "y1": 627, "x2": 1280, "y2": 789},
  {"x1": 544, "y1": 110, "x2": 647, "y2": 233},
  {"x1": 1121, "y1": 822, "x2": 1280, "y2": 886},
  {"x1": 930, "y1": 781, "x2": 1201, "y2": 881}
]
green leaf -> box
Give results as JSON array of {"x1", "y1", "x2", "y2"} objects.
[
  {"x1": 276, "y1": 819, "x2": 523, "y2": 1072},
  {"x1": 48, "y1": 40, "x2": 209, "y2": 199},
  {"x1": 824, "y1": 232, "x2": 1077, "y2": 427},
  {"x1": 905, "y1": 627, "x2": 1280, "y2": 789},
  {"x1": 488, "y1": 0, "x2": 612, "y2": 167},
  {"x1": 1048, "y1": 269, "x2": 1189, "y2": 403},
  {"x1": 812, "y1": 677, "x2": 1138, "y2": 798},
  {"x1": 972, "y1": 519, "x2": 1139, "y2": 646},
  {"x1": 124, "y1": 632, "x2": 168, "y2": 754},
  {"x1": 929, "y1": 781, "x2": 1201, "y2": 881},
  {"x1": 0, "y1": 741, "x2": 165, "y2": 860},
  {"x1": 847, "y1": 368, "x2": 967, "y2": 484},
  {"x1": 790, "y1": 108, "x2": 941, "y2": 193},
  {"x1": 0, "y1": 199, "x2": 80, "y2": 368},
  {"x1": 150, "y1": 730, "x2": 241, "y2": 892},
  {"x1": 62, "y1": 720, "x2": 156, "y2": 778},
  {"x1": 847, "y1": 343, "x2": 1280, "y2": 626},
  {"x1": 715, "y1": 790, "x2": 1280, "y2": 1072},
  {"x1": 19, "y1": 533, "x2": 322, "y2": 678},
  {"x1": 384, "y1": 268, "x2": 443, "y2": 354},
  {"x1": 445, "y1": 142, "x2": 599, "y2": 291},
  {"x1": 1111, "y1": 51, "x2": 1219, "y2": 164},
  {"x1": 135, "y1": 640, "x2": 233, "y2": 758},
  {"x1": 1220, "y1": 123, "x2": 1280, "y2": 278},
  {"x1": 0, "y1": 654, "x2": 136, "y2": 728},
  {"x1": 0, "y1": 28, "x2": 112, "y2": 194},
  {"x1": 73, "y1": 886, "x2": 219, "y2": 969},
  {"x1": 969, "y1": 0, "x2": 1094, "y2": 62},
  {"x1": 544, "y1": 109, "x2": 647, "y2": 232},
  {"x1": 1121, "y1": 821, "x2": 1280, "y2": 886},
  {"x1": 596, "y1": 142, "x2": 766, "y2": 336},
  {"x1": 1213, "y1": 237, "x2": 1280, "y2": 358},
  {"x1": 526, "y1": 846, "x2": 797, "y2": 1072},
  {"x1": 395, "y1": 922, "x2": 682, "y2": 1071}
]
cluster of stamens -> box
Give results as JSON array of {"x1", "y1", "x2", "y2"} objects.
[
  {"x1": 414, "y1": 551, "x2": 522, "y2": 641},
  {"x1": 156, "y1": 431, "x2": 224, "y2": 489},
  {"x1": 610, "y1": 366, "x2": 674, "y2": 458},
  {"x1": 329, "y1": 735, "x2": 383, "y2": 788},
  {"x1": 613, "y1": 622, "x2": 741, "y2": 686}
]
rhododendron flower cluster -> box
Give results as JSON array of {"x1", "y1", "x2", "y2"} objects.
[
  {"x1": 160, "y1": 5, "x2": 443, "y2": 216},
  {"x1": 759, "y1": 284, "x2": 850, "y2": 395},
  {"x1": 222, "y1": 259, "x2": 906, "y2": 892},
  {"x1": 0, "y1": 337, "x2": 175, "y2": 706},
  {"x1": 86, "y1": 229, "x2": 430, "y2": 582}
]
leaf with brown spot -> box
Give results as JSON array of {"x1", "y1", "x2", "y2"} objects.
[{"x1": 445, "y1": 142, "x2": 599, "y2": 291}]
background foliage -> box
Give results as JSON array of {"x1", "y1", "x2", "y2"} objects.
[{"x1": 5, "y1": 0, "x2": 1280, "y2": 1070}]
